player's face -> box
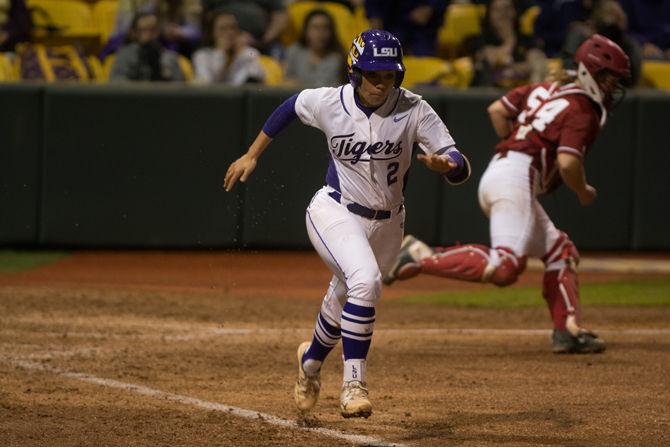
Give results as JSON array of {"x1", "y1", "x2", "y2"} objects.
[
  {"x1": 597, "y1": 71, "x2": 620, "y2": 94},
  {"x1": 597, "y1": 70, "x2": 627, "y2": 109},
  {"x1": 358, "y1": 70, "x2": 396, "y2": 107}
]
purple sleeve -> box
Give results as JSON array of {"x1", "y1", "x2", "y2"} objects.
[
  {"x1": 262, "y1": 94, "x2": 299, "y2": 138},
  {"x1": 436, "y1": 146, "x2": 471, "y2": 185}
]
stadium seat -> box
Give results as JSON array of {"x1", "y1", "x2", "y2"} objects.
[
  {"x1": 283, "y1": 1, "x2": 360, "y2": 52},
  {"x1": 438, "y1": 3, "x2": 485, "y2": 58},
  {"x1": 102, "y1": 54, "x2": 115, "y2": 80},
  {"x1": 641, "y1": 61, "x2": 670, "y2": 90},
  {"x1": 520, "y1": 5, "x2": 540, "y2": 36},
  {"x1": 178, "y1": 55, "x2": 193, "y2": 82},
  {"x1": 259, "y1": 55, "x2": 284, "y2": 86},
  {"x1": 27, "y1": 0, "x2": 98, "y2": 38},
  {"x1": 14, "y1": 43, "x2": 93, "y2": 81},
  {"x1": 55, "y1": 45, "x2": 92, "y2": 81},
  {"x1": 92, "y1": 0, "x2": 120, "y2": 45},
  {"x1": 100, "y1": 54, "x2": 192, "y2": 82},
  {"x1": 87, "y1": 55, "x2": 105, "y2": 82},
  {"x1": 402, "y1": 56, "x2": 452, "y2": 88},
  {"x1": 0, "y1": 53, "x2": 18, "y2": 81},
  {"x1": 451, "y1": 56, "x2": 474, "y2": 88}
]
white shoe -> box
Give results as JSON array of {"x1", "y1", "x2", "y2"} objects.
[
  {"x1": 340, "y1": 380, "x2": 372, "y2": 418},
  {"x1": 294, "y1": 341, "x2": 320, "y2": 412},
  {"x1": 383, "y1": 235, "x2": 434, "y2": 285}
]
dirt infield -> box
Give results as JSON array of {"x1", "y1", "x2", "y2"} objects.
[{"x1": 1, "y1": 251, "x2": 669, "y2": 446}]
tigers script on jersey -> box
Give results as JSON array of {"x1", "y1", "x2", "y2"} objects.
[{"x1": 295, "y1": 83, "x2": 456, "y2": 210}]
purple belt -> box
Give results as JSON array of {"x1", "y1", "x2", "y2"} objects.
[{"x1": 328, "y1": 190, "x2": 392, "y2": 220}]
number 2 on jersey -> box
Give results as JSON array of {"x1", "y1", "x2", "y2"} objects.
[
  {"x1": 516, "y1": 86, "x2": 569, "y2": 140},
  {"x1": 387, "y1": 162, "x2": 399, "y2": 186}
]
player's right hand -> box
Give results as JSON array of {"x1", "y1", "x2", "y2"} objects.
[
  {"x1": 577, "y1": 185, "x2": 597, "y2": 206},
  {"x1": 224, "y1": 154, "x2": 257, "y2": 192},
  {"x1": 417, "y1": 153, "x2": 457, "y2": 174}
]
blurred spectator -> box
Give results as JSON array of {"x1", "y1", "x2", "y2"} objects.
[
  {"x1": 618, "y1": 0, "x2": 670, "y2": 60},
  {"x1": 562, "y1": 0, "x2": 641, "y2": 85},
  {"x1": 0, "y1": 0, "x2": 31, "y2": 52},
  {"x1": 467, "y1": 0, "x2": 547, "y2": 87},
  {"x1": 534, "y1": 0, "x2": 595, "y2": 57},
  {"x1": 470, "y1": 0, "x2": 536, "y2": 13},
  {"x1": 365, "y1": 0, "x2": 448, "y2": 56},
  {"x1": 284, "y1": 9, "x2": 345, "y2": 87},
  {"x1": 102, "y1": 0, "x2": 202, "y2": 59},
  {"x1": 110, "y1": 12, "x2": 185, "y2": 82},
  {"x1": 295, "y1": 0, "x2": 364, "y2": 14},
  {"x1": 192, "y1": 10, "x2": 264, "y2": 84},
  {"x1": 202, "y1": 0, "x2": 287, "y2": 57}
]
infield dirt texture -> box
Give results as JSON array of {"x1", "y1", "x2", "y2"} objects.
[{"x1": 1, "y1": 251, "x2": 669, "y2": 446}]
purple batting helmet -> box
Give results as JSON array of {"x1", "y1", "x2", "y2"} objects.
[{"x1": 347, "y1": 29, "x2": 405, "y2": 88}]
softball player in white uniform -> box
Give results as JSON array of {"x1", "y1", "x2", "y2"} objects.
[{"x1": 224, "y1": 29, "x2": 471, "y2": 418}]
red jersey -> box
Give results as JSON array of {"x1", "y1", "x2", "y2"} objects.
[{"x1": 496, "y1": 82, "x2": 602, "y2": 194}]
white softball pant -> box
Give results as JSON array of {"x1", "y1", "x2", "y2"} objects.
[
  {"x1": 478, "y1": 151, "x2": 562, "y2": 263},
  {"x1": 305, "y1": 186, "x2": 405, "y2": 327}
]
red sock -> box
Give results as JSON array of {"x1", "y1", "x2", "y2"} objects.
[{"x1": 542, "y1": 268, "x2": 581, "y2": 330}]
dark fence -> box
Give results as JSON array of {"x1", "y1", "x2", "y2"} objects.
[
  {"x1": 1, "y1": 84, "x2": 668, "y2": 250},
  {"x1": 0, "y1": 85, "x2": 42, "y2": 244}
]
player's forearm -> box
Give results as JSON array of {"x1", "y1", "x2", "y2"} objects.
[
  {"x1": 491, "y1": 116, "x2": 513, "y2": 139},
  {"x1": 245, "y1": 131, "x2": 273, "y2": 160},
  {"x1": 417, "y1": 147, "x2": 471, "y2": 185},
  {"x1": 558, "y1": 154, "x2": 588, "y2": 196},
  {"x1": 243, "y1": 93, "x2": 299, "y2": 160},
  {"x1": 487, "y1": 100, "x2": 514, "y2": 139},
  {"x1": 442, "y1": 148, "x2": 471, "y2": 185}
]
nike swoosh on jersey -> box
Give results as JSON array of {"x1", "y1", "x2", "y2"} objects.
[{"x1": 393, "y1": 114, "x2": 408, "y2": 123}]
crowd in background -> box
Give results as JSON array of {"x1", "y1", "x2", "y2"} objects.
[{"x1": 1, "y1": 0, "x2": 669, "y2": 87}]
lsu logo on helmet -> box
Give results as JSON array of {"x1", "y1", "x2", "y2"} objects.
[{"x1": 373, "y1": 47, "x2": 398, "y2": 57}]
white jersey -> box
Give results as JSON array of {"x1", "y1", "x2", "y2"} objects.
[{"x1": 295, "y1": 83, "x2": 456, "y2": 210}]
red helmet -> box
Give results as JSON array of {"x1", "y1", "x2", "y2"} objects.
[{"x1": 575, "y1": 34, "x2": 631, "y2": 108}]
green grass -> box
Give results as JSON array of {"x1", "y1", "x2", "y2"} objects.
[
  {"x1": 399, "y1": 277, "x2": 670, "y2": 308},
  {"x1": 0, "y1": 250, "x2": 70, "y2": 273}
]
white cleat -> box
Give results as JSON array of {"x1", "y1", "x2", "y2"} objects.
[
  {"x1": 294, "y1": 341, "x2": 320, "y2": 412},
  {"x1": 383, "y1": 234, "x2": 434, "y2": 285},
  {"x1": 340, "y1": 380, "x2": 372, "y2": 419}
]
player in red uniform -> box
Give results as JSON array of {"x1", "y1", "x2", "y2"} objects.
[{"x1": 384, "y1": 34, "x2": 631, "y2": 354}]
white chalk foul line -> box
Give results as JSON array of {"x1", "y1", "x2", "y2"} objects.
[
  {"x1": 167, "y1": 327, "x2": 670, "y2": 337},
  {"x1": 8, "y1": 359, "x2": 408, "y2": 447},
  {"x1": 527, "y1": 257, "x2": 670, "y2": 274},
  {"x1": 4, "y1": 327, "x2": 670, "y2": 342},
  {"x1": 381, "y1": 328, "x2": 670, "y2": 336}
]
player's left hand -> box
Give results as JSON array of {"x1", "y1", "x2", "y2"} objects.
[
  {"x1": 577, "y1": 184, "x2": 597, "y2": 206},
  {"x1": 417, "y1": 153, "x2": 457, "y2": 174}
]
